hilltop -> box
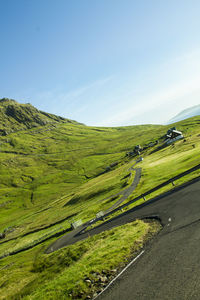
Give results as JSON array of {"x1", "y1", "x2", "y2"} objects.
[
  {"x1": 168, "y1": 104, "x2": 200, "y2": 124},
  {"x1": 0, "y1": 98, "x2": 81, "y2": 136}
]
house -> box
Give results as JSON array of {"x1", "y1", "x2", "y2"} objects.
[
  {"x1": 165, "y1": 128, "x2": 183, "y2": 145},
  {"x1": 105, "y1": 161, "x2": 119, "y2": 172},
  {"x1": 126, "y1": 145, "x2": 142, "y2": 157},
  {"x1": 148, "y1": 142, "x2": 154, "y2": 147},
  {"x1": 134, "y1": 145, "x2": 142, "y2": 155},
  {"x1": 126, "y1": 151, "x2": 135, "y2": 157}
]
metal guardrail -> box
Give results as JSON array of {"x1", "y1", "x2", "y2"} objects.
[{"x1": 96, "y1": 163, "x2": 200, "y2": 221}]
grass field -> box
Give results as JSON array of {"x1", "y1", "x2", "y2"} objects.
[
  {"x1": 0, "y1": 220, "x2": 161, "y2": 300},
  {"x1": 0, "y1": 99, "x2": 199, "y2": 299}
]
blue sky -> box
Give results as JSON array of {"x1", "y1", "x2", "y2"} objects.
[{"x1": 1, "y1": 0, "x2": 200, "y2": 126}]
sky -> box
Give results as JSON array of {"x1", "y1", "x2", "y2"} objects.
[{"x1": 0, "y1": 0, "x2": 200, "y2": 126}]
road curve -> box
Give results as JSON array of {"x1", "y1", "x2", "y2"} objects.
[
  {"x1": 105, "y1": 166, "x2": 142, "y2": 213},
  {"x1": 96, "y1": 177, "x2": 200, "y2": 300},
  {"x1": 46, "y1": 177, "x2": 200, "y2": 299}
]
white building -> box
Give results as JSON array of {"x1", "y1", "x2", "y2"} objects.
[{"x1": 165, "y1": 128, "x2": 184, "y2": 145}]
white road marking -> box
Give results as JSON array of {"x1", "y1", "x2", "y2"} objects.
[{"x1": 93, "y1": 250, "x2": 145, "y2": 299}]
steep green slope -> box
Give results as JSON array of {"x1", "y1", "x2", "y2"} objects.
[
  {"x1": 0, "y1": 100, "x2": 199, "y2": 299},
  {"x1": 0, "y1": 102, "x2": 199, "y2": 238},
  {"x1": 0, "y1": 120, "x2": 164, "y2": 232}
]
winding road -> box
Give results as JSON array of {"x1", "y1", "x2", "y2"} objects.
[
  {"x1": 47, "y1": 177, "x2": 200, "y2": 299},
  {"x1": 46, "y1": 160, "x2": 142, "y2": 253},
  {"x1": 104, "y1": 163, "x2": 142, "y2": 213}
]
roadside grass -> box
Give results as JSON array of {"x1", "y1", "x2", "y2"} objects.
[
  {"x1": 0, "y1": 160, "x2": 136, "y2": 257},
  {"x1": 85, "y1": 167, "x2": 200, "y2": 233},
  {"x1": 0, "y1": 218, "x2": 71, "y2": 258},
  {"x1": 0, "y1": 116, "x2": 199, "y2": 255},
  {"x1": 83, "y1": 131, "x2": 200, "y2": 226},
  {"x1": 123, "y1": 127, "x2": 200, "y2": 202},
  {"x1": 0, "y1": 115, "x2": 199, "y2": 300},
  {"x1": 0, "y1": 219, "x2": 161, "y2": 300},
  {"x1": 0, "y1": 122, "x2": 164, "y2": 236},
  {"x1": 84, "y1": 132, "x2": 200, "y2": 229}
]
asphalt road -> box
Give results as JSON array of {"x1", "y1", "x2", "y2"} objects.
[
  {"x1": 47, "y1": 177, "x2": 200, "y2": 299},
  {"x1": 97, "y1": 178, "x2": 200, "y2": 300},
  {"x1": 105, "y1": 166, "x2": 142, "y2": 213}
]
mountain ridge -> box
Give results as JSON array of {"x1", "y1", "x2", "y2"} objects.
[
  {"x1": 168, "y1": 104, "x2": 200, "y2": 124},
  {"x1": 0, "y1": 98, "x2": 82, "y2": 135}
]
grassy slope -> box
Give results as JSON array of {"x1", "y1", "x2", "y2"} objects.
[
  {"x1": 0, "y1": 120, "x2": 164, "y2": 236},
  {"x1": 0, "y1": 220, "x2": 161, "y2": 300},
  {"x1": 127, "y1": 116, "x2": 200, "y2": 204},
  {"x1": 0, "y1": 115, "x2": 199, "y2": 244},
  {"x1": 0, "y1": 100, "x2": 199, "y2": 299}
]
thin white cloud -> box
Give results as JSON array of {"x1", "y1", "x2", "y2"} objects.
[
  {"x1": 33, "y1": 75, "x2": 114, "y2": 117},
  {"x1": 97, "y1": 50, "x2": 200, "y2": 126},
  {"x1": 98, "y1": 76, "x2": 200, "y2": 126},
  {"x1": 32, "y1": 49, "x2": 200, "y2": 126},
  {"x1": 60, "y1": 76, "x2": 114, "y2": 101}
]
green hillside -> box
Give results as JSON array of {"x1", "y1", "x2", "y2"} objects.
[
  {"x1": 0, "y1": 99, "x2": 199, "y2": 299},
  {"x1": 0, "y1": 98, "x2": 80, "y2": 135}
]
